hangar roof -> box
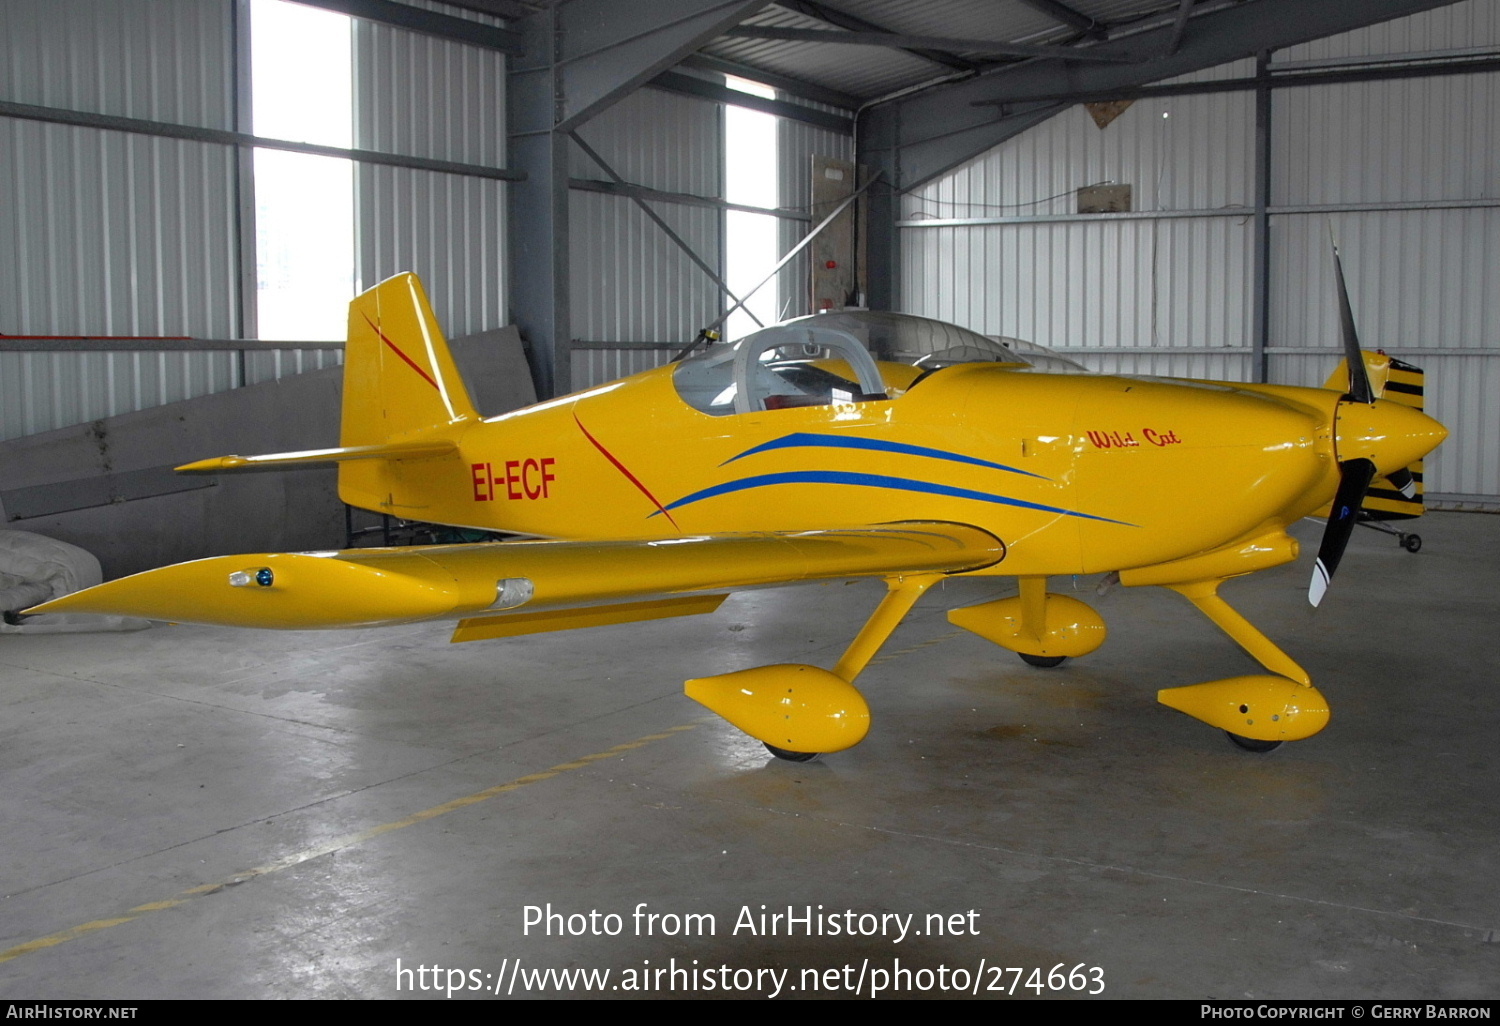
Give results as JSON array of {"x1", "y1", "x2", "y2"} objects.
[{"x1": 438, "y1": 0, "x2": 1228, "y2": 109}]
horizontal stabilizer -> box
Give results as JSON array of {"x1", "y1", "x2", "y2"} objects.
[
  {"x1": 26, "y1": 522, "x2": 1004, "y2": 631},
  {"x1": 176, "y1": 440, "x2": 458, "y2": 474}
]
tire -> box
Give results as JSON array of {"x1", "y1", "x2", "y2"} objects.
[
  {"x1": 764, "y1": 744, "x2": 821, "y2": 763},
  {"x1": 1019, "y1": 652, "x2": 1067, "y2": 668},
  {"x1": 1402, "y1": 533, "x2": 1422, "y2": 553},
  {"x1": 1225, "y1": 731, "x2": 1283, "y2": 753}
]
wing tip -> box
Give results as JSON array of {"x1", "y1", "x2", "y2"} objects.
[{"x1": 175, "y1": 456, "x2": 245, "y2": 473}]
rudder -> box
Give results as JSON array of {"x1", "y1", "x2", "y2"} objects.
[
  {"x1": 340, "y1": 273, "x2": 477, "y2": 515},
  {"x1": 342, "y1": 272, "x2": 478, "y2": 447}
]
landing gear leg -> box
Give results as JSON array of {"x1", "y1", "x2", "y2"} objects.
[
  {"x1": 1357, "y1": 518, "x2": 1423, "y2": 553},
  {"x1": 1155, "y1": 579, "x2": 1329, "y2": 748},
  {"x1": 831, "y1": 575, "x2": 940, "y2": 683},
  {"x1": 688, "y1": 575, "x2": 941, "y2": 760},
  {"x1": 1166, "y1": 579, "x2": 1310, "y2": 685}
]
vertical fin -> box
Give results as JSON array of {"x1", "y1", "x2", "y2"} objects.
[
  {"x1": 341, "y1": 272, "x2": 477, "y2": 447},
  {"x1": 339, "y1": 273, "x2": 477, "y2": 513}
]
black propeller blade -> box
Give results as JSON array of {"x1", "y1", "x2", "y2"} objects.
[
  {"x1": 1310, "y1": 242, "x2": 1378, "y2": 606},
  {"x1": 1309, "y1": 458, "x2": 1377, "y2": 607},
  {"x1": 1332, "y1": 242, "x2": 1375, "y2": 405},
  {"x1": 1385, "y1": 466, "x2": 1418, "y2": 499}
]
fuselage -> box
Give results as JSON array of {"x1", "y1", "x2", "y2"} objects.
[{"x1": 373, "y1": 359, "x2": 1381, "y2": 578}]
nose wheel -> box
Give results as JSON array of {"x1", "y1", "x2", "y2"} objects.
[
  {"x1": 764, "y1": 744, "x2": 821, "y2": 763},
  {"x1": 1357, "y1": 518, "x2": 1422, "y2": 553},
  {"x1": 1225, "y1": 731, "x2": 1283, "y2": 753}
]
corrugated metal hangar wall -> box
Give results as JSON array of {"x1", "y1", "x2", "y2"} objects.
[
  {"x1": 0, "y1": 0, "x2": 510, "y2": 441},
  {"x1": 900, "y1": 1, "x2": 1500, "y2": 503},
  {"x1": 0, "y1": 0, "x2": 849, "y2": 435},
  {"x1": 566, "y1": 88, "x2": 852, "y2": 387},
  {"x1": 0, "y1": 0, "x2": 244, "y2": 438},
  {"x1": 1, "y1": 0, "x2": 1495, "y2": 505}
]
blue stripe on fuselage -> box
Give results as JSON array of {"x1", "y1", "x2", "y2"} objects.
[
  {"x1": 723, "y1": 432, "x2": 1049, "y2": 480},
  {"x1": 651, "y1": 470, "x2": 1132, "y2": 525}
]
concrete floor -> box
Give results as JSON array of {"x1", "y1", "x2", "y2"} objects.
[{"x1": 1, "y1": 512, "x2": 1496, "y2": 1000}]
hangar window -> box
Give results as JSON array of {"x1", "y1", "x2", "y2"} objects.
[
  {"x1": 723, "y1": 77, "x2": 780, "y2": 341},
  {"x1": 250, "y1": 0, "x2": 356, "y2": 342}
]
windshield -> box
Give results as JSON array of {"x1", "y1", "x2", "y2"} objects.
[
  {"x1": 674, "y1": 322, "x2": 889, "y2": 416},
  {"x1": 673, "y1": 311, "x2": 1089, "y2": 416},
  {"x1": 770, "y1": 311, "x2": 1091, "y2": 373}
]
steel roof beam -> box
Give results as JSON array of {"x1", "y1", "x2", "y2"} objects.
[
  {"x1": 650, "y1": 70, "x2": 852, "y2": 132},
  {"x1": 724, "y1": 25, "x2": 1138, "y2": 63},
  {"x1": 290, "y1": 0, "x2": 525, "y2": 53},
  {"x1": 545, "y1": 0, "x2": 767, "y2": 130},
  {"x1": 864, "y1": 0, "x2": 1469, "y2": 194},
  {"x1": 772, "y1": 0, "x2": 979, "y2": 73},
  {"x1": 677, "y1": 52, "x2": 862, "y2": 110},
  {"x1": 967, "y1": 50, "x2": 1500, "y2": 108},
  {"x1": 1164, "y1": 0, "x2": 1196, "y2": 57},
  {"x1": 1013, "y1": 0, "x2": 1108, "y2": 40},
  {"x1": 429, "y1": 0, "x2": 546, "y2": 19},
  {"x1": 860, "y1": 0, "x2": 1469, "y2": 311}
]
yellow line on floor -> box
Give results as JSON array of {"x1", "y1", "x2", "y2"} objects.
[
  {"x1": 0, "y1": 724, "x2": 698, "y2": 966},
  {"x1": 868, "y1": 628, "x2": 965, "y2": 667}
]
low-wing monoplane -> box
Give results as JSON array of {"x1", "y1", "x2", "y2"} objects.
[{"x1": 30, "y1": 258, "x2": 1447, "y2": 759}]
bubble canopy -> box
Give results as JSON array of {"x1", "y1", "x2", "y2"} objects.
[{"x1": 672, "y1": 310, "x2": 1088, "y2": 416}]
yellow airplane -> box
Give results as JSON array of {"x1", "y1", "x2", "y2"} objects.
[{"x1": 29, "y1": 257, "x2": 1447, "y2": 760}]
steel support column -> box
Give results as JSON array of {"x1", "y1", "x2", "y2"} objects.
[
  {"x1": 1251, "y1": 52, "x2": 1273, "y2": 384},
  {"x1": 232, "y1": 0, "x2": 258, "y2": 378},
  {"x1": 508, "y1": 8, "x2": 569, "y2": 399},
  {"x1": 506, "y1": 0, "x2": 763, "y2": 398}
]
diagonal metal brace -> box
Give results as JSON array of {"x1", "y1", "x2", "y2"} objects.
[
  {"x1": 567, "y1": 130, "x2": 763, "y2": 330},
  {"x1": 680, "y1": 171, "x2": 881, "y2": 358}
]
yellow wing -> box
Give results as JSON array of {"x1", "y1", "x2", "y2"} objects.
[{"x1": 26, "y1": 522, "x2": 1003, "y2": 641}]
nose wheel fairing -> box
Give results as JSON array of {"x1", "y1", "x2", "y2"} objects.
[
  {"x1": 1158, "y1": 675, "x2": 1330, "y2": 743},
  {"x1": 1148, "y1": 577, "x2": 1330, "y2": 746}
]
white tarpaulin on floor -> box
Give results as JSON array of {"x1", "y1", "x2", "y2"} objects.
[{"x1": 0, "y1": 530, "x2": 149, "y2": 633}]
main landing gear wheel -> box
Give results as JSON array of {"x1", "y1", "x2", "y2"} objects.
[
  {"x1": 764, "y1": 743, "x2": 822, "y2": 763},
  {"x1": 1225, "y1": 731, "x2": 1283, "y2": 753},
  {"x1": 1019, "y1": 652, "x2": 1067, "y2": 668},
  {"x1": 1402, "y1": 533, "x2": 1422, "y2": 553}
]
